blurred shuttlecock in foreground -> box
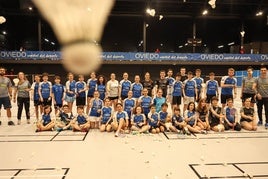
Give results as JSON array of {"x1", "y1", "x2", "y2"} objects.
[
  {"x1": 208, "y1": 0, "x2": 216, "y2": 9},
  {"x1": 0, "y1": 16, "x2": 6, "y2": 24},
  {"x1": 33, "y1": 0, "x2": 114, "y2": 74}
]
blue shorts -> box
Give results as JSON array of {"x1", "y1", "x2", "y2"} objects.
[
  {"x1": 65, "y1": 95, "x2": 76, "y2": 103},
  {"x1": 0, "y1": 97, "x2": 11, "y2": 109}
]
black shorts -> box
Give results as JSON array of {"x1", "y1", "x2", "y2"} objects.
[
  {"x1": 41, "y1": 98, "x2": 52, "y2": 106},
  {"x1": 221, "y1": 94, "x2": 233, "y2": 104},
  {"x1": 172, "y1": 96, "x2": 182, "y2": 105},
  {"x1": 240, "y1": 118, "x2": 252, "y2": 123},
  {"x1": 54, "y1": 103, "x2": 63, "y2": 109},
  {"x1": 0, "y1": 97, "x2": 12, "y2": 109},
  {"x1": 76, "y1": 97, "x2": 86, "y2": 106},
  {"x1": 109, "y1": 96, "x2": 118, "y2": 100},
  {"x1": 34, "y1": 100, "x2": 41, "y2": 106},
  {"x1": 121, "y1": 95, "x2": 128, "y2": 100},
  {"x1": 241, "y1": 93, "x2": 256, "y2": 103},
  {"x1": 206, "y1": 94, "x2": 216, "y2": 103}
]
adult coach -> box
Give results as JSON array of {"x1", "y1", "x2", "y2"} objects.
[
  {"x1": 220, "y1": 68, "x2": 237, "y2": 108},
  {"x1": 0, "y1": 67, "x2": 15, "y2": 125},
  {"x1": 253, "y1": 65, "x2": 268, "y2": 127}
]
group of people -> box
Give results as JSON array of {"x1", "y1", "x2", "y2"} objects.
[{"x1": 0, "y1": 65, "x2": 267, "y2": 137}]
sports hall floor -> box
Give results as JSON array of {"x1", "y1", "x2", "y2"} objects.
[{"x1": 0, "y1": 88, "x2": 267, "y2": 179}]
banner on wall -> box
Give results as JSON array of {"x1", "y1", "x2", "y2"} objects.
[{"x1": 0, "y1": 51, "x2": 268, "y2": 62}]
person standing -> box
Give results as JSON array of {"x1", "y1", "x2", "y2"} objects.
[
  {"x1": 241, "y1": 66, "x2": 256, "y2": 107},
  {"x1": 0, "y1": 67, "x2": 15, "y2": 125},
  {"x1": 13, "y1": 72, "x2": 31, "y2": 125},
  {"x1": 220, "y1": 68, "x2": 237, "y2": 108},
  {"x1": 253, "y1": 65, "x2": 268, "y2": 127}
]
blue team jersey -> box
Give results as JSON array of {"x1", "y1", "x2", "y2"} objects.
[
  {"x1": 75, "y1": 81, "x2": 86, "y2": 97},
  {"x1": 77, "y1": 114, "x2": 87, "y2": 124},
  {"x1": 39, "y1": 81, "x2": 52, "y2": 99},
  {"x1": 42, "y1": 114, "x2": 51, "y2": 125},
  {"x1": 139, "y1": 96, "x2": 152, "y2": 115},
  {"x1": 153, "y1": 97, "x2": 166, "y2": 112},
  {"x1": 89, "y1": 99, "x2": 103, "y2": 117},
  {"x1": 52, "y1": 84, "x2": 64, "y2": 104},
  {"x1": 185, "y1": 110, "x2": 196, "y2": 126},
  {"x1": 148, "y1": 112, "x2": 159, "y2": 127},
  {"x1": 172, "y1": 114, "x2": 183, "y2": 124},
  {"x1": 194, "y1": 77, "x2": 204, "y2": 91},
  {"x1": 115, "y1": 111, "x2": 128, "y2": 122},
  {"x1": 224, "y1": 107, "x2": 236, "y2": 123},
  {"x1": 132, "y1": 114, "x2": 145, "y2": 124},
  {"x1": 166, "y1": 77, "x2": 175, "y2": 86},
  {"x1": 32, "y1": 82, "x2": 40, "y2": 100},
  {"x1": 184, "y1": 79, "x2": 196, "y2": 97},
  {"x1": 159, "y1": 111, "x2": 168, "y2": 123},
  {"x1": 120, "y1": 80, "x2": 131, "y2": 97},
  {"x1": 131, "y1": 83, "x2": 143, "y2": 98},
  {"x1": 172, "y1": 81, "x2": 183, "y2": 97},
  {"x1": 206, "y1": 80, "x2": 218, "y2": 95},
  {"x1": 66, "y1": 80, "x2": 76, "y2": 97},
  {"x1": 101, "y1": 106, "x2": 112, "y2": 123},
  {"x1": 123, "y1": 98, "x2": 136, "y2": 118},
  {"x1": 87, "y1": 79, "x2": 97, "y2": 96},
  {"x1": 96, "y1": 84, "x2": 106, "y2": 100},
  {"x1": 221, "y1": 76, "x2": 237, "y2": 95}
]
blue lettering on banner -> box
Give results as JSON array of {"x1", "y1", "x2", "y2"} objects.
[{"x1": 0, "y1": 51, "x2": 267, "y2": 62}]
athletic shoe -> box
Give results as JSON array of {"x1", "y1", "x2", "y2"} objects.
[
  {"x1": 132, "y1": 131, "x2": 138, "y2": 135},
  {"x1": 17, "y1": 120, "x2": 21, "y2": 125},
  {"x1": 115, "y1": 132, "x2": 119, "y2": 137},
  {"x1": 201, "y1": 130, "x2": 208, "y2": 134},
  {"x1": 35, "y1": 129, "x2": 40, "y2": 132},
  {"x1": 8, "y1": 121, "x2": 15, "y2": 126},
  {"x1": 27, "y1": 120, "x2": 30, "y2": 124},
  {"x1": 265, "y1": 123, "x2": 268, "y2": 129},
  {"x1": 257, "y1": 121, "x2": 263, "y2": 126}
]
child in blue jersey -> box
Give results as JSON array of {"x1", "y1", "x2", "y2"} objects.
[
  {"x1": 240, "y1": 98, "x2": 257, "y2": 131},
  {"x1": 131, "y1": 75, "x2": 143, "y2": 101},
  {"x1": 147, "y1": 105, "x2": 160, "y2": 134},
  {"x1": 38, "y1": 73, "x2": 52, "y2": 109},
  {"x1": 184, "y1": 102, "x2": 203, "y2": 134},
  {"x1": 75, "y1": 75, "x2": 87, "y2": 106},
  {"x1": 100, "y1": 98, "x2": 113, "y2": 132},
  {"x1": 194, "y1": 69, "x2": 204, "y2": 103},
  {"x1": 223, "y1": 98, "x2": 241, "y2": 131},
  {"x1": 220, "y1": 68, "x2": 237, "y2": 108},
  {"x1": 166, "y1": 69, "x2": 175, "y2": 103},
  {"x1": 96, "y1": 75, "x2": 106, "y2": 101},
  {"x1": 169, "y1": 107, "x2": 187, "y2": 133},
  {"x1": 205, "y1": 72, "x2": 219, "y2": 104},
  {"x1": 138, "y1": 88, "x2": 153, "y2": 118},
  {"x1": 172, "y1": 73, "x2": 183, "y2": 110},
  {"x1": 36, "y1": 105, "x2": 55, "y2": 132},
  {"x1": 55, "y1": 104, "x2": 73, "y2": 132},
  {"x1": 196, "y1": 98, "x2": 210, "y2": 131},
  {"x1": 119, "y1": 72, "x2": 132, "y2": 101},
  {"x1": 88, "y1": 91, "x2": 103, "y2": 129},
  {"x1": 31, "y1": 74, "x2": 42, "y2": 121},
  {"x1": 153, "y1": 89, "x2": 166, "y2": 112},
  {"x1": 65, "y1": 72, "x2": 76, "y2": 111},
  {"x1": 159, "y1": 103, "x2": 172, "y2": 132},
  {"x1": 131, "y1": 106, "x2": 149, "y2": 134},
  {"x1": 123, "y1": 91, "x2": 136, "y2": 125},
  {"x1": 52, "y1": 76, "x2": 65, "y2": 115},
  {"x1": 183, "y1": 71, "x2": 198, "y2": 112},
  {"x1": 71, "y1": 106, "x2": 90, "y2": 132},
  {"x1": 112, "y1": 103, "x2": 129, "y2": 137},
  {"x1": 86, "y1": 72, "x2": 97, "y2": 114}
]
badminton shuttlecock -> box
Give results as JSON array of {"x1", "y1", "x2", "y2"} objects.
[
  {"x1": 208, "y1": 0, "x2": 216, "y2": 9},
  {"x1": 13, "y1": 78, "x2": 19, "y2": 87},
  {"x1": 240, "y1": 31, "x2": 245, "y2": 37},
  {"x1": 159, "y1": 15, "x2": 163, "y2": 20},
  {"x1": 146, "y1": 8, "x2": 156, "y2": 17},
  {"x1": 0, "y1": 16, "x2": 6, "y2": 24},
  {"x1": 33, "y1": 0, "x2": 114, "y2": 74}
]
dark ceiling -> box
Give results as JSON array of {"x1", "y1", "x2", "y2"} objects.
[{"x1": 0, "y1": 0, "x2": 268, "y2": 53}]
